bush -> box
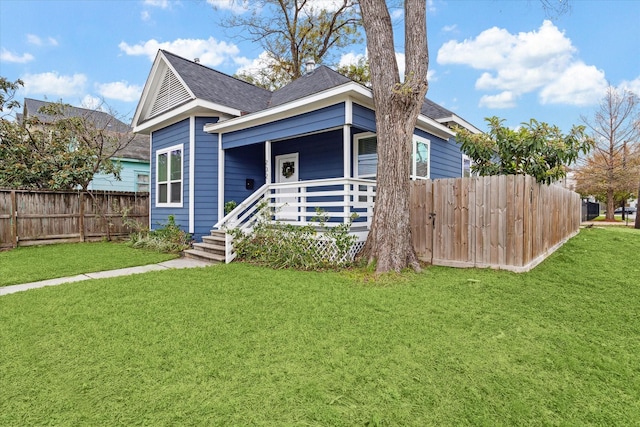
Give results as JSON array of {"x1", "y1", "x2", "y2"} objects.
[
  {"x1": 229, "y1": 207, "x2": 357, "y2": 270},
  {"x1": 127, "y1": 215, "x2": 192, "y2": 253}
]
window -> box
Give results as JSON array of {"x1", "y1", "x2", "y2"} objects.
[
  {"x1": 354, "y1": 133, "x2": 430, "y2": 180},
  {"x1": 412, "y1": 136, "x2": 430, "y2": 180},
  {"x1": 462, "y1": 155, "x2": 473, "y2": 177},
  {"x1": 156, "y1": 144, "x2": 182, "y2": 206},
  {"x1": 136, "y1": 172, "x2": 150, "y2": 192},
  {"x1": 356, "y1": 134, "x2": 378, "y2": 179}
]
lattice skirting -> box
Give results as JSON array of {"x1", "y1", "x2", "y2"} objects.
[{"x1": 298, "y1": 235, "x2": 366, "y2": 265}]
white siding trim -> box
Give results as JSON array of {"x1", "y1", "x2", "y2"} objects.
[{"x1": 189, "y1": 117, "x2": 195, "y2": 234}]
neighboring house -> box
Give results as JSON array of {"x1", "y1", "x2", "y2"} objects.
[
  {"x1": 132, "y1": 50, "x2": 480, "y2": 261},
  {"x1": 21, "y1": 98, "x2": 150, "y2": 192}
]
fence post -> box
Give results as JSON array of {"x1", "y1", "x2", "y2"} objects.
[
  {"x1": 79, "y1": 192, "x2": 85, "y2": 242},
  {"x1": 11, "y1": 190, "x2": 18, "y2": 248}
]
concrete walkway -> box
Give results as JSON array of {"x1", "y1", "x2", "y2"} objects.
[{"x1": 0, "y1": 257, "x2": 213, "y2": 296}]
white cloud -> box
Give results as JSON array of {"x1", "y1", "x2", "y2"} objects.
[
  {"x1": 539, "y1": 62, "x2": 607, "y2": 106},
  {"x1": 619, "y1": 76, "x2": 640, "y2": 98},
  {"x1": 80, "y1": 95, "x2": 105, "y2": 111},
  {"x1": 0, "y1": 48, "x2": 34, "y2": 63},
  {"x1": 119, "y1": 37, "x2": 240, "y2": 67},
  {"x1": 338, "y1": 51, "x2": 366, "y2": 67},
  {"x1": 479, "y1": 91, "x2": 517, "y2": 109},
  {"x1": 26, "y1": 34, "x2": 58, "y2": 46},
  {"x1": 21, "y1": 72, "x2": 87, "y2": 97},
  {"x1": 96, "y1": 81, "x2": 143, "y2": 102},
  {"x1": 437, "y1": 20, "x2": 604, "y2": 108},
  {"x1": 141, "y1": 10, "x2": 151, "y2": 21},
  {"x1": 144, "y1": 0, "x2": 170, "y2": 8},
  {"x1": 206, "y1": 0, "x2": 250, "y2": 14},
  {"x1": 234, "y1": 51, "x2": 277, "y2": 76},
  {"x1": 442, "y1": 24, "x2": 457, "y2": 33}
]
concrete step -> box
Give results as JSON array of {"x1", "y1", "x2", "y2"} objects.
[
  {"x1": 202, "y1": 234, "x2": 226, "y2": 245},
  {"x1": 183, "y1": 249, "x2": 225, "y2": 263},
  {"x1": 192, "y1": 242, "x2": 226, "y2": 256}
]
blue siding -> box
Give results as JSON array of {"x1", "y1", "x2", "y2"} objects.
[
  {"x1": 352, "y1": 103, "x2": 376, "y2": 132},
  {"x1": 415, "y1": 128, "x2": 462, "y2": 179},
  {"x1": 88, "y1": 159, "x2": 149, "y2": 192},
  {"x1": 150, "y1": 119, "x2": 190, "y2": 233},
  {"x1": 224, "y1": 143, "x2": 266, "y2": 206},
  {"x1": 271, "y1": 129, "x2": 344, "y2": 181},
  {"x1": 222, "y1": 103, "x2": 345, "y2": 149},
  {"x1": 192, "y1": 117, "x2": 219, "y2": 240}
]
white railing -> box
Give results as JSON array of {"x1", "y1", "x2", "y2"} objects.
[{"x1": 214, "y1": 178, "x2": 376, "y2": 262}]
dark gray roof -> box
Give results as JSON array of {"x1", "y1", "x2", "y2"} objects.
[
  {"x1": 161, "y1": 50, "x2": 465, "y2": 125},
  {"x1": 270, "y1": 65, "x2": 352, "y2": 107},
  {"x1": 23, "y1": 98, "x2": 149, "y2": 162},
  {"x1": 421, "y1": 98, "x2": 455, "y2": 120},
  {"x1": 162, "y1": 50, "x2": 272, "y2": 113}
]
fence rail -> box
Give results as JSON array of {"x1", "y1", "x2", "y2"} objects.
[
  {"x1": 0, "y1": 189, "x2": 149, "y2": 249},
  {"x1": 410, "y1": 175, "x2": 581, "y2": 272}
]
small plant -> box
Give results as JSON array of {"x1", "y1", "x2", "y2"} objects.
[
  {"x1": 224, "y1": 200, "x2": 238, "y2": 215},
  {"x1": 127, "y1": 214, "x2": 192, "y2": 253}
]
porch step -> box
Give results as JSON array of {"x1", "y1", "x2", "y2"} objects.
[
  {"x1": 182, "y1": 229, "x2": 229, "y2": 264},
  {"x1": 183, "y1": 249, "x2": 225, "y2": 263}
]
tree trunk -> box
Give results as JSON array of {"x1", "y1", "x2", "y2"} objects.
[
  {"x1": 605, "y1": 187, "x2": 615, "y2": 221},
  {"x1": 357, "y1": 0, "x2": 428, "y2": 273}
]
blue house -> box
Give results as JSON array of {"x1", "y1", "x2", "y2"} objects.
[{"x1": 132, "y1": 50, "x2": 479, "y2": 262}]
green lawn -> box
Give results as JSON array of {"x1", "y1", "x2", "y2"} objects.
[
  {"x1": 0, "y1": 242, "x2": 177, "y2": 287},
  {"x1": 1, "y1": 227, "x2": 639, "y2": 426}
]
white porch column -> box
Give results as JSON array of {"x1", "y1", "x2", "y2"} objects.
[
  {"x1": 265, "y1": 140, "x2": 272, "y2": 184},
  {"x1": 217, "y1": 132, "x2": 225, "y2": 222},
  {"x1": 343, "y1": 124, "x2": 351, "y2": 223}
]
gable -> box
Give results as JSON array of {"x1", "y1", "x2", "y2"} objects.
[{"x1": 148, "y1": 66, "x2": 192, "y2": 119}]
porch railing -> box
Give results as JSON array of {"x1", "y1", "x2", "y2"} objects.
[{"x1": 213, "y1": 178, "x2": 376, "y2": 262}]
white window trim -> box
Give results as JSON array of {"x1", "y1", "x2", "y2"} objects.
[
  {"x1": 353, "y1": 132, "x2": 377, "y2": 179},
  {"x1": 353, "y1": 132, "x2": 431, "y2": 180},
  {"x1": 462, "y1": 154, "x2": 474, "y2": 177},
  {"x1": 155, "y1": 143, "x2": 184, "y2": 208},
  {"x1": 411, "y1": 135, "x2": 430, "y2": 181}
]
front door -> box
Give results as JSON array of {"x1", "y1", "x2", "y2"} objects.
[{"x1": 275, "y1": 153, "x2": 299, "y2": 220}]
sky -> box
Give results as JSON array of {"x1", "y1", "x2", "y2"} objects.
[{"x1": 1, "y1": 0, "x2": 639, "y2": 133}]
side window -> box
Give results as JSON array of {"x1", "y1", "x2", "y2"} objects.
[
  {"x1": 354, "y1": 133, "x2": 430, "y2": 180},
  {"x1": 462, "y1": 155, "x2": 473, "y2": 177},
  {"x1": 412, "y1": 136, "x2": 430, "y2": 180},
  {"x1": 156, "y1": 144, "x2": 183, "y2": 206},
  {"x1": 136, "y1": 172, "x2": 150, "y2": 192},
  {"x1": 356, "y1": 134, "x2": 378, "y2": 179}
]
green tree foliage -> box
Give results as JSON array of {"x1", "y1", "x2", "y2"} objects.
[
  {"x1": 219, "y1": 0, "x2": 361, "y2": 89},
  {"x1": 336, "y1": 56, "x2": 371, "y2": 86},
  {"x1": 457, "y1": 116, "x2": 593, "y2": 184},
  {"x1": 0, "y1": 79, "x2": 136, "y2": 190}
]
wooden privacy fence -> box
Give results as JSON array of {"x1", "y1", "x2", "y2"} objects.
[
  {"x1": 410, "y1": 175, "x2": 581, "y2": 272},
  {"x1": 0, "y1": 189, "x2": 149, "y2": 249}
]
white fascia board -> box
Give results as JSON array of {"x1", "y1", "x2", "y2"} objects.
[
  {"x1": 203, "y1": 82, "x2": 372, "y2": 134},
  {"x1": 416, "y1": 114, "x2": 456, "y2": 140},
  {"x1": 133, "y1": 99, "x2": 240, "y2": 134},
  {"x1": 132, "y1": 53, "x2": 166, "y2": 128},
  {"x1": 437, "y1": 115, "x2": 482, "y2": 134}
]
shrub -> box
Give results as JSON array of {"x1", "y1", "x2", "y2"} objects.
[
  {"x1": 127, "y1": 215, "x2": 192, "y2": 253},
  {"x1": 229, "y1": 206, "x2": 357, "y2": 270}
]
